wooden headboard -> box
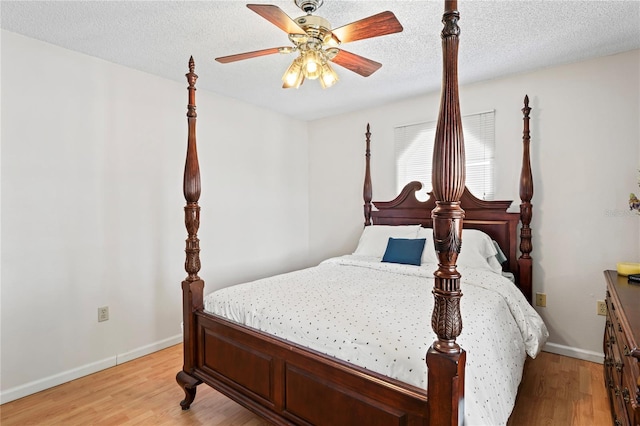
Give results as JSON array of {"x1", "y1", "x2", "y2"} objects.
[
  {"x1": 362, "y1": 97, "x2": 534, "y2": 303},
  {"x1": 372, "y1": 184, "x2": 519, "y2": 270}
]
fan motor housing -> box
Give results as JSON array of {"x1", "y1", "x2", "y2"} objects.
[
  {"x1": 295, "y1": 15, "x2": 331, "y2": 30},
  {"x1": 295, "y1": 15, "x2": 331, "y2": 43}
]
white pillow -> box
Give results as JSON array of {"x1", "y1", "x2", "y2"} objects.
[
  {"x1": 458, "y1": 229, "x2": 502, "y2": 273},
  {"x1": 353, "y1": 225, "x2": 422, "y2": 258},
  {"x1": 419, "y1": 227, "x2": 503, "y2": 274},
  {"x1": 417, "y1": 227, "x2": 439, "y2": 264}
]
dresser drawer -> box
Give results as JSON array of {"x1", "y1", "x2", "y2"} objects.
[
  {"x1": 604, "y1": 271, "x2": 640, "y2": 426},
  {"x1": 622, "y1": 358, "x2": 639, "y2": 425}
]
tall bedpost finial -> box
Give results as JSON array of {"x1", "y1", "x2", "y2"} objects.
[
  {"x1": 518, "y1": 95, "x2": 533, "y2": 302},
  {"x1": 184, "y1": 57, "x2": 201, "y2": 281},
  {"x1": 427, "y1": 1, "x2": 466, "y2": 424},
  {"x1": 363, "y1": 123, "x2": 372, "y2": 226},
  {"x1": 186, "y1": 56, "x2": 198, "y2": 119}
]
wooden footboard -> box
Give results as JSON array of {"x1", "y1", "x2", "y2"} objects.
[{"x1": 192, "y1": 313, "x2": 430, "y2": 425}]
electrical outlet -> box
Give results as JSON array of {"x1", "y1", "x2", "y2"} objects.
[
  {"x1": 597, "y1": 300, "x2": 607, "y2": 316},
  {"x1": 535, "y1": 292, "x2": 546, "y2": 307},
  {"x1": 98, "y1": 306, "x2": 109, "y2": 322}
]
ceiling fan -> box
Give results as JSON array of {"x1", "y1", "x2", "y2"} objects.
[{"x1": 215, "y1": 0, "x2": 403, "y2": 89}]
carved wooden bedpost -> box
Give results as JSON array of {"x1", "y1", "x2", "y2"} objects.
[
  {"x1": 518, "y1": 95, "x2": 533, "y2": 303},
  {"x1": 176, "y1": 56, "x2": 204, "y2": 410},
  {"x1": 363, "y1": 123, "x2": 372, "y2": 226},
  {"x1": 426, "y1": 1, "x2": 466, "y2": 425}
]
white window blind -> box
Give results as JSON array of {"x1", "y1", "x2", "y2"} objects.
[{"x1": 394, "y1": 111, "x2": 495, "y2": 200}]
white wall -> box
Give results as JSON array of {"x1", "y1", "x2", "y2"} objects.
[
  {"x1": 308, "y1": 49, "x2": 640, "y2": 360},
  {"x1": 0, "y1": 30, "x2": 309, "y2": 402}
]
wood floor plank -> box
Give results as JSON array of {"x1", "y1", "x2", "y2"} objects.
[{"x1": 1, "y1": 345, "x2": 611, "y2": 425}]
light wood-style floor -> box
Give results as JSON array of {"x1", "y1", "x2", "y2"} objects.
[
  {"x1": 507, "y1": 350, "x2": 611, "y2": 425},
  {"x1": 1, "y1": 344, "x2": 611, "y2": 426}
]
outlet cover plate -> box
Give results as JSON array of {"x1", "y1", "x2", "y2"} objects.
[
  {"x1": 597, "y1": 300, "x2": 607, "y2": 316},
  {"x1": 98, "y1": 306, "x2": 109, "y2": 322}
]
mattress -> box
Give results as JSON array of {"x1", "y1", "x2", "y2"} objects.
[{"x1": 204, "y1": 255, "x2": 548, "y2": 425}]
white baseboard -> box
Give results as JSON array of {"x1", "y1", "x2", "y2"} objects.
[
  {"x1": 543, "y1": 342, "x2": 604, "y2": 364},
  {"x1": 0, "y1": 356, "x2": 117, "y2": 405},
  {"x1": 0, "y1": 334, "x2": 182, "y2": 405},
  {"x1": 116, "y1": 334, "x2": 182, "y2": 364}
]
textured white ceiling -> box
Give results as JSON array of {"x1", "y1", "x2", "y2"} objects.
[{"x1": 2, "y1": 1, "x2": 639, "y2": 121}]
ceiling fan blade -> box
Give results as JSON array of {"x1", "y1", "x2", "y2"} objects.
[
  {"x1": 247, "y1": 4, "x2": 307, "y2": 35},
  {"x1": 215, "y1": 47, "x2": 291, "y2": 64},
  {"x1": 329, "y1": 49, "x2": 382, "y2": 77},
  {"x1": 331, "y1": 11, "x2": 403, "y2": 44}
]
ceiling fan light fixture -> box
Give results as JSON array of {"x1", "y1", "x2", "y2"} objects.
[
  {"x1": 216, "y1": 4, "x2": 403, "y2": 89},
  {"x1": 282, "y1": 57, "x2": 304, "y2": 89},
  {"x1": 302, "y1": 50, "x2": 323, "y2": 80},
  {"x1": 319, "y1": 62, "x2": 338, "y2": 89}
]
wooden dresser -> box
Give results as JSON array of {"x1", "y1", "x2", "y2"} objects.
[{"x1": 604, "y1": 270, "x2": 640, "y2": 426}]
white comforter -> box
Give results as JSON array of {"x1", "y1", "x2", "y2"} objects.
[{"x1": 204, "y1": 255, "x2": 548, "y2": 426}]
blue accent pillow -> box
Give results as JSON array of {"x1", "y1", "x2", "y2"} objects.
[{"x1": 381, "y1": 238, "x2": 426, "y2": 266}]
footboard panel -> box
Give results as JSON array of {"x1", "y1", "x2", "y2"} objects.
[
  {"x1": 194, "y1": 312, "x2": 429, "y2": 426},
  {"x1": 285, "y1": 364, "x2": 409, "y2": 425},
  {"x1": 202, "y1": 328, "x2": 274, "y2": 402}
]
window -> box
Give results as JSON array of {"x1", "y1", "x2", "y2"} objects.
[{"x1": 394, "y1": 111, "x2": 495, "y2": 200}]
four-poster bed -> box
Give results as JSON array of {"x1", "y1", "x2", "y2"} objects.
[{"x1": 176, "y1": 1, "x2": 546, "y2": 425}]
